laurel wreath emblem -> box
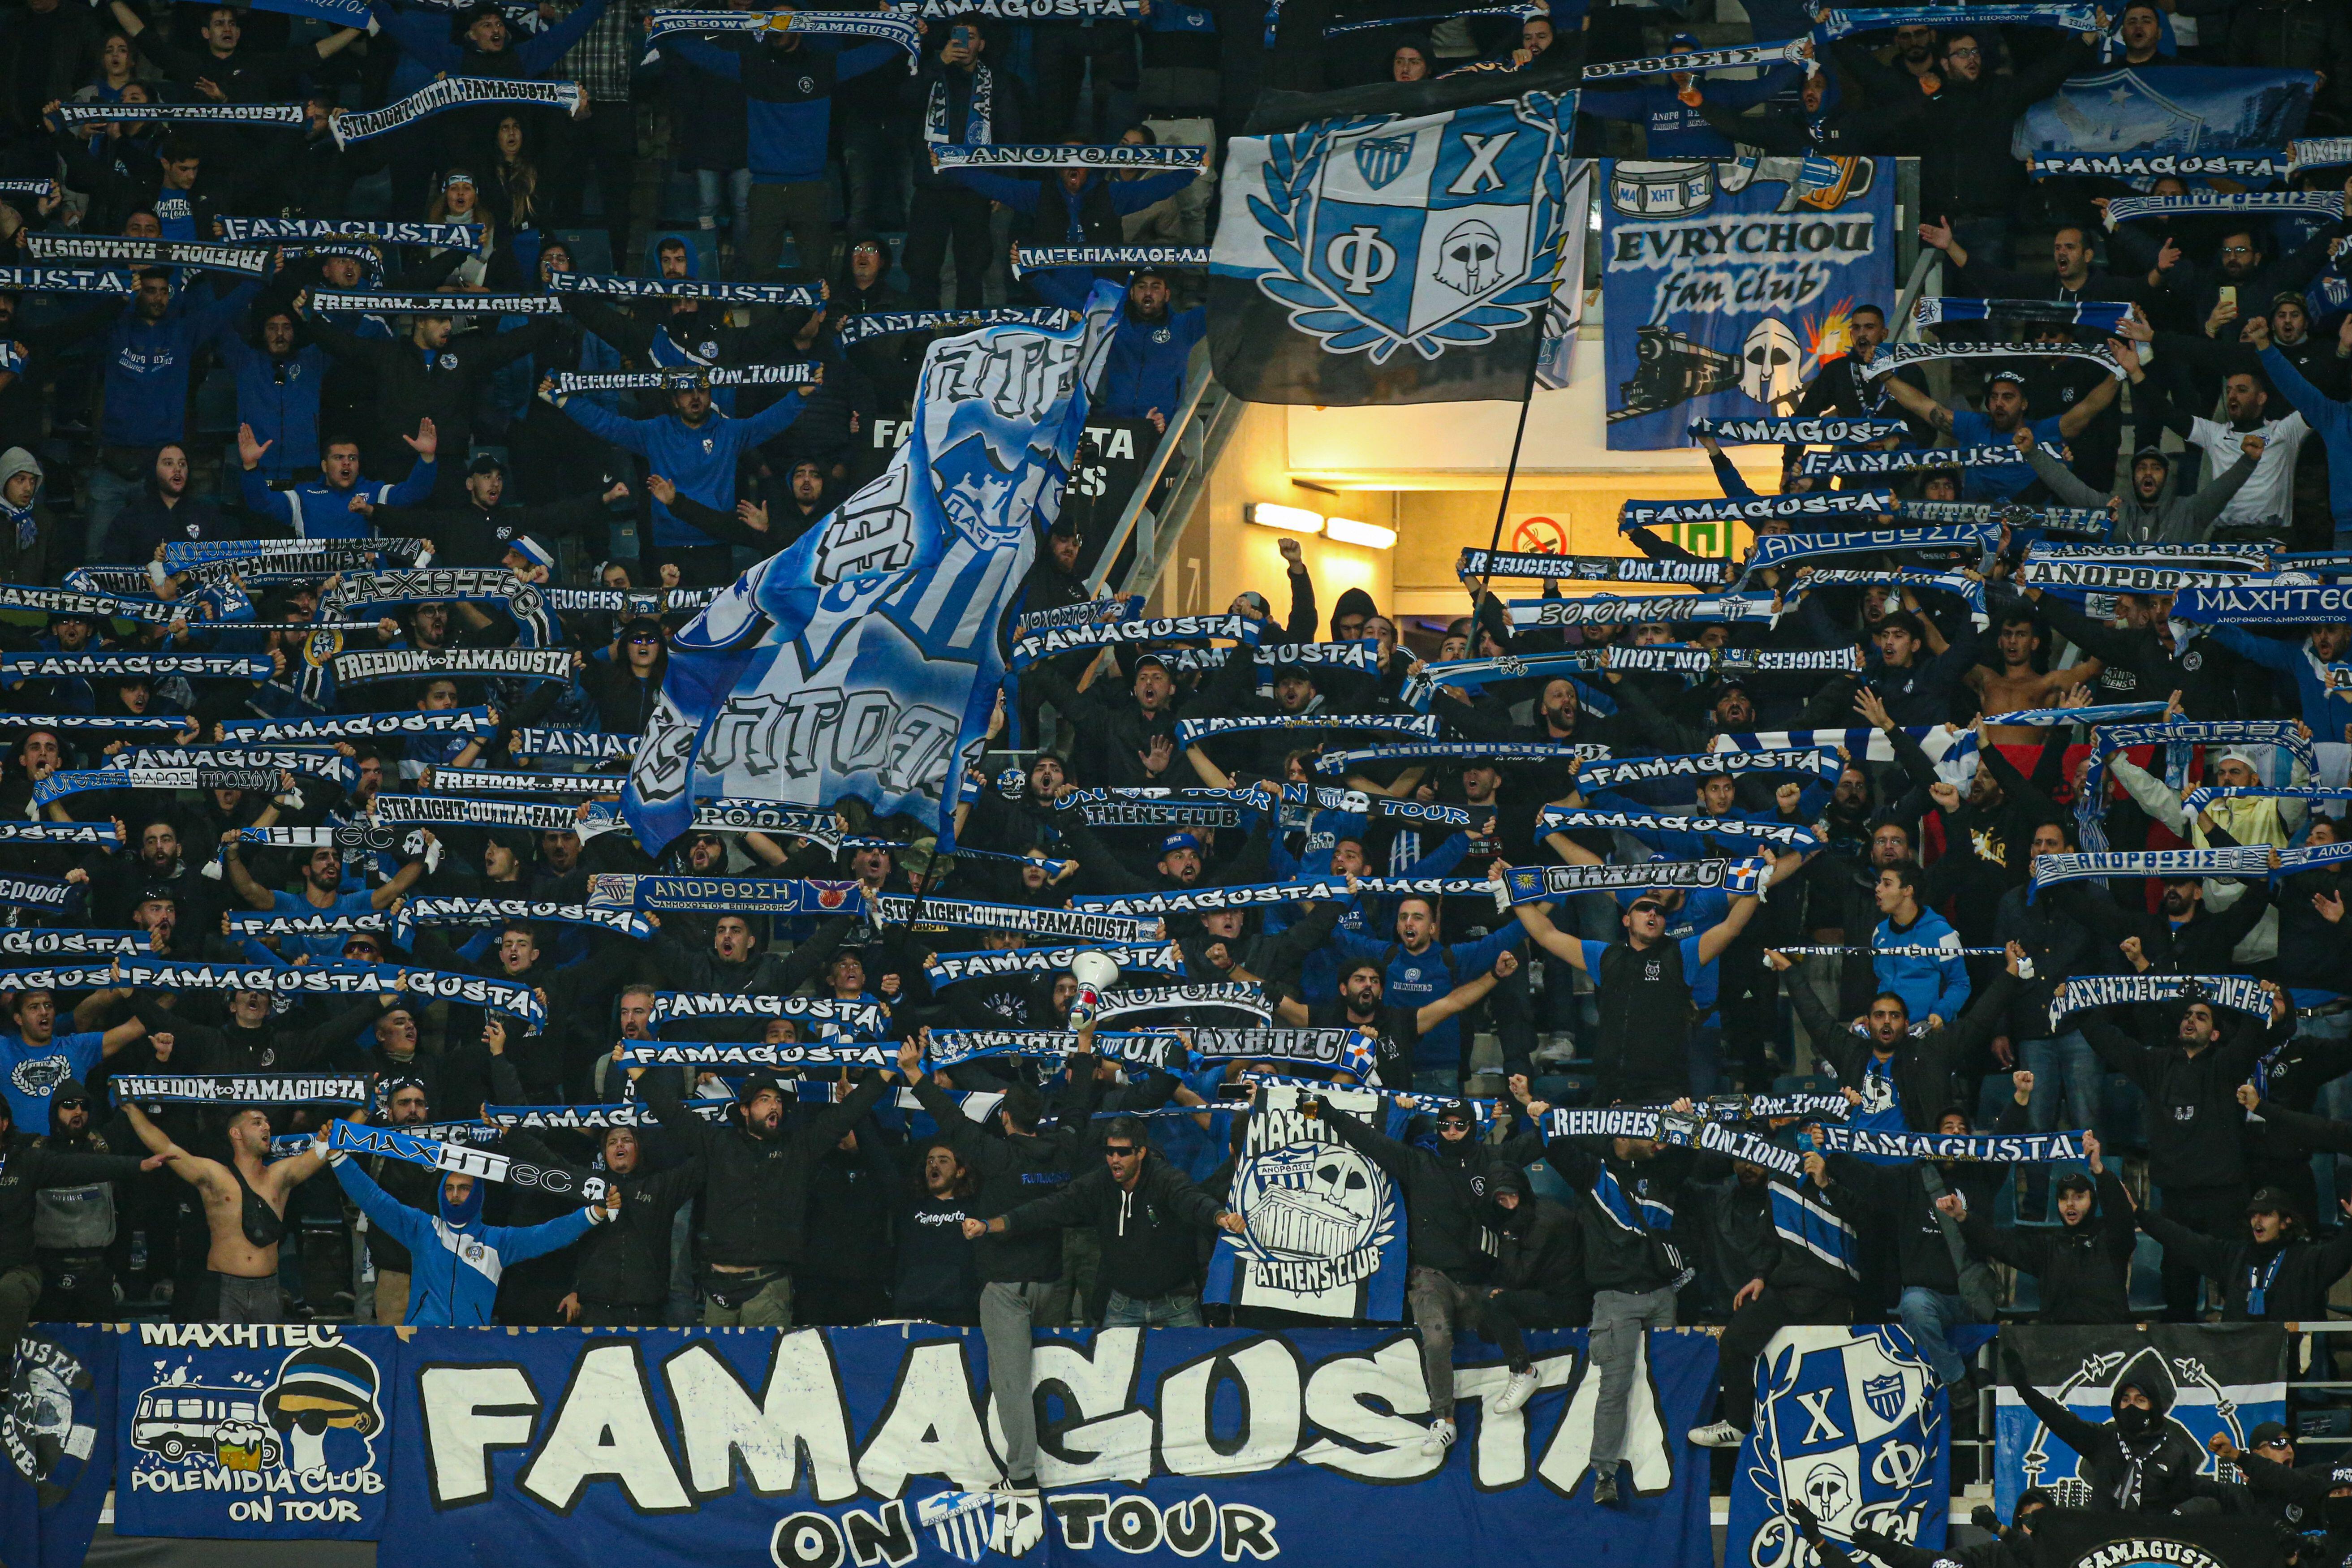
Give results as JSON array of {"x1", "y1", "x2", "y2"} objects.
[{"x1": 1247, "y1": 93, "x2": 1577, "y2": 365}]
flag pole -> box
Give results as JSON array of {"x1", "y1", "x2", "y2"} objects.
[{"x1": 1474, "y1": 242, "x2": 1572, "y2": 618}]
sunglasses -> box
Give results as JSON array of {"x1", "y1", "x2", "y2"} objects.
[
  {"x1": 1629, "y1": 900, "x2": 1666, "y2": 916},
  {"x1": 1103, "y1": 1144, "x2": 1140, "y2": 1158}
]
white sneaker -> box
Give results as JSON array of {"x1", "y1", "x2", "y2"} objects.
[
  {"x1": 1495, "y1": 1369, "x2": 1540, "y2": 1413},
  {"x1": 1421, "y1": 1417, "x2": 1457, "y2": 1456},
  {"x1": 991, "y1": 1478, "x2": 1040, "y2": 1498},
  {"x1": 1687, "y1": 1420, "x2": 1747, "y2": 1449}
]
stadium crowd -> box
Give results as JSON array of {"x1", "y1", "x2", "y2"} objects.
[{"x1": 6, "y1": 0, "x2": 2352, "y2": 1520}]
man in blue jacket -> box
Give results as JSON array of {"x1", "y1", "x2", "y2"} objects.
[
  {"x1": 237, "y1": 417, "x2": 439, "y2": 540},
  {"x1": 944, "y1": 157, "x2": 1194, "y2": 249},
  {"x1": 1328, "y1": 894, "x2": 1525, "y2": 1094},
  {"x1": 664, "y1": 25, "x2": 903, "y2": 284},
  {"x1": 1030, "y1": 264, "x2": 1202, "y2": 432},
  {"x1": 208, "y1": 297, "x2": 329, "y2": 483},
  {"x1": 2257, "y1": 334, "x2": 2352, "y2": 546},
  {"x1": 321, "y1": 1137, "x2": 617, "y2": 1326},
  {"x1": 1871, "y1": 858, "x2": 1969, "y2": 1029},
  {"x1": 542, "y1": 366, "x2": 814, "y2": 583}
]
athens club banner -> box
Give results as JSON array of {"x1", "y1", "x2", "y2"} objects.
[
  {"x1": 7, "y1": 1323, "x2": 1718, "y2": 1568},
  {"x1": 1994, "y1": 1325, "x2": 2285, "y2": 1516},
  {"x1": 1726, "y1": 1326, "x2": 1950, "y2": 1568},
  {"x1": 1202, "y1": 1084, "x2": 1404, "y2": 1322},
  {"x1": 1602, "y1": 158, "x2": 1895, "y2": 450}
]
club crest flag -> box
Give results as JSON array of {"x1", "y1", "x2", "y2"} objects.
[
  {"x1": 1204, "y1": 1084, "x2": 1404, "y2": 1321},
  {"x1": 1602, "y1": 157, "x2": 1895, "y2": 449},
  {"x1": 623, "y1": 288, "x2": 1119, "y2": 853},
  {"x1": 1207, "y1": 91, "x2": 1581, "y2": 403},
  {"x1": 1727, "y1": 1326, "x2": 1950, "y2": 1568},
  {"x1": 1995, "y1": 1326, "x2": 2286, "y2": 1517}
]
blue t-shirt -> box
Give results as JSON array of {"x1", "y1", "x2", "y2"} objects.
[
  {"x1": 269, "y1": 888, "x2": 381, "y2": 962},
  {"x1": 1, "y1": 1030, "x2": 104, "y2": 1129},
  {"x1": 1949, "y1": 410, "x2": 2066, "y2": 501}
]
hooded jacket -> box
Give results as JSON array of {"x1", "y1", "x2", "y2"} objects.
[
  {"x1": 0, "y1": 1120, "x2": 146, "y2": 1270},
  {"x1": 998, "y1": 1146, "x2": 1227, "y2": 1301},
  {"x1": 327, "y1": 1155, "x2": 603, "y2": 1326},
  {"x1": 2025, "y1": 441, "x2": 2258, "y2": 546},
  {"x1": 1541, "y1": 1135, "x2": 1694, "y2": 1295},
  {"x1": 2079, "y1": 999, "x2": 2287, "y2": 1190},
  {"x1": 1322, "y1": 1105, "x2": 1501, "y2": 1280},
  {"x1": 640, "y1": 1068, "x2": 892, "y2": 1270},
  {"x1": 1486, "y1": 1166, "x2": 1589, "y2": 1322},
  {"x1": 31, "y1": 1081, "x2": 117, "y2": 1252},
  {"x1": 1958, "y1": 1168, "x2": 2136, "y2": 1323},
  {"x1": 2004, "y1": 1343, "x2": 2220, "y2": 1512}
]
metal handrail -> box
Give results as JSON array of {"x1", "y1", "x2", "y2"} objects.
[{"x1": 1084, "y1": 341, "x2": 1220, "y2": 598}]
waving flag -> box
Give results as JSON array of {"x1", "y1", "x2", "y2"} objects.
[
  {"x1": 2012, "y1": 67, "x2": 2316, "y2": 160},
  {"x1": 622, "y1": 290, "x2": 1118, "y2": 852}
]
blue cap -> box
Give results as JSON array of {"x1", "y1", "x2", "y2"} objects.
[{"x1": 1159, "y1": 831, "x2": 1202, "y2": 855}]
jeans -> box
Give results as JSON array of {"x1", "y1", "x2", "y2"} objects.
[
  {"x1": 1407, "y1": 1265, "x2": 1480, "y2": 1411},
  {"x1": 741, "y1": 179, "x2": 831, "y2": 283},
  {"x1": 1102, "y1": 1288, "x2": 1202, "y2": 1327},
  {"x1": 2023, "y1": 1031, "x2": 2104, "y2": 1134},
  {"x1": 84, "y1": 456, "x2": 147, "y2": 564},
  {"x1": 697, "y1": 168, "x2": 752, "y2": 237},
  {"x1": 1896, "y1": 1286, "x2": 1970, "y2": 1386},
  {"x1": 980, "y1": 1279, "x2": 1054, "y2": 1482},
  {"x1": 1589, "y1": 1285, "x2": 1677, "y2": 1470}
]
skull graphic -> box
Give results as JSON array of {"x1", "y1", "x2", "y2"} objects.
[
  {"x1": 1740, "y1": 318, "x2": 1803, "y2": 412},
  {"x1": 1801, "y1": 1462, "x2": 1853, "y2": 1525},
  {"x1": 1432, "y1": 219, "x2": 1504, "y2": 296}
]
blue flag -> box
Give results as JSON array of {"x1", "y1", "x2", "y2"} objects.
[
  {"x1": 1602, "y1": 156, "x2": 1897, "y2": 449},
  {"x1": 623, "y1": 292, "x2": 1118, "y2": 853},
  {"x1": 0, "y1": 1327, "x2": 115, "y2": 1568},
  {"x1": 2012, "y1": 67, "x2": 2317, "y2": 160}
]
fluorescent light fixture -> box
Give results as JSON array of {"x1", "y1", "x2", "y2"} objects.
[
  {"x1": 1324, "y1": 516, "x2": 1396, "y2": 550},
  {"x1": 1246, "y1": 502, "x2": 1323, "y2": 534}
]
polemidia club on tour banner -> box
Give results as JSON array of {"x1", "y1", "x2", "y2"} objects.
[
  {"x1": 1602, "y1": 158, "x2": 1895, "y2": 450},
  {"x1": 2, "y1": 1321, "x2": 1720, "y2": 1568}
]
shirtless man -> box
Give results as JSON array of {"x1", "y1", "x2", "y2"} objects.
[{"x1": 123, "y1": 1094, "x2": 338, "y2": 1323}]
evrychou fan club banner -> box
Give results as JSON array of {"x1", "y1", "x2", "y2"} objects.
[
  {"x1": 623, "y1": 290, "x2": 1117, "y2": 852},
  {"x1": 1603, "y1": 157, "x2": 1895, "y2": 449},
  {"x1": 1728, "y1": 1326, "x2": 1950, "y2": 1568},
  {"x1": 1208, "y1": 90, "x2": 1581, "y2": 404}
]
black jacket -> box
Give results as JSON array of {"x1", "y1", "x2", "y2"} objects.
[
  {"x1": 2080, "y1": 999, "x2": 2286, "y2": 1189},
  {"x1": 1000, "y1": 1150, "x2": 1225, "y2": 1300},
  {"x1": 1790, "y1": 969, "x2": 2016, "y2": 1132},
  {"x1": 511, "y1": 1137, "x2": 701, "y2": 1309},
  {"x1": 302, "y1": 310, "x2": 564, "y2": 493},
  {"x1": 1542, "y1": 1136, "x2": 1694, "y2": 1295},
  {"x1": 2004, "y1": 1341, "x2": 2224, "y2": 1512},
  {"x1": 1959, "y1": 1168, "x2": 2136, "y2": 1323},
  {"x1": 911, "y1": 1073, "x2": 1086, "y2": 1284},
  {"x1": 0, "y1": 1128, "x2": 145, "y2": 1269},
  {"x1": 1323, "y1": 1105, "x2": 1499, "y2": 1281},
  {"x1": 641, "y1": 1069, "x2": 891, "y2": 1270}
]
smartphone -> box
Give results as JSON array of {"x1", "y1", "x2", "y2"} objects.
[
  {"x1": 951, "y1": 23, "x2": 973, "y2": 46},
  {"x1": 2218, "y1": 284, "x2": 2237, "y2": 311}
]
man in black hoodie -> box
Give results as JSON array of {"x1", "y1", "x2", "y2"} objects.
[
  {"x1": 902, "y1": 1033, "x2": 1091, "y2": 1493},
  {"x1": 2001, "y1": 1340, "x2": 2223, "y2": 1512},
  {"x1": 33, "y1": 1081, "x2": 126, "y2": 1322},
  {"x1": 0, "y1": 1093, "x2": 168, "y2": 1364},
  {"x1": 2138, "y1": 1182, "x2": 2352, "y2": 1322},
  {"x1": 495, "y1": 1120, "x2": 702, "y2": 1327},
  {"x1": 636, "y1": 1061, "x2": 894, "y2": 1326},
  {"x1": 1319, "y1": 1095, "x2": 1510, "y2": 1459},
  {"x1": 1952, "y1": 1140, "x2": 2137, "y2": 1323}
]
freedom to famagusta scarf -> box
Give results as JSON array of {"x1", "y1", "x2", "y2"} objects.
[{"x1": 622, "y1": 285, "x2": 1123, "y2": 853}]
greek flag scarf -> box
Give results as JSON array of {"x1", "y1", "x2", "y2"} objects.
[
  {"x1": 1770, "y1": 1181, "x2": 1859, "y2": 1276},
  {"x1": 1537, "y1": 807, "x2": 1822, "y2": 852},
  {"x1": 2171, "y1": 583, "x2": 2352, "y2": 624},
  {"x1": 1799, "y1": 444, "x2": 2064, "y2": 475},
  {"x1": 331, "y1": 78, "x2": 583, "y2": 147},
  {"x1": 1456, "y1": 548, "x2": 1735, "y2": 585},
  {"x1": 1619, "y1": 491, "x2": 1892, "y2": 530},
  {"x1": 936, "y1": 143, "x2": 1203, "y2": 169},
  {"x1": 1009, "y1": 611, "x2": 1259, "y2": 668},
  {"x1": 116, "y1": 1074, "x2": 370, "y2": 1105},
  {"x1": 0, "y1": 930, "x2": 144, "y2": 958},
  {"x1": 1686, "y1": 416, "x2": 1908, "y2": 446},
  {"x1": 646, "y1": 6, "x2": 922, "y2": 51},
  {"x1": 548, "y1": 271, "x2": 825, "y2": 308},
  {"x1": 2029, "y1": 846, "x2": 2272, "y2": 899},
  {"x1": 924, "y1": 62, "x2": 991, "y2": 148},
  {"x1": 1744, "y1": 522, "x2": 1995, "y2": 574},
  {"x1": 1315, "y1": 741, "x2": 1609, "y2": 772},
  {"x1": 1912, "y1": 297, "x2": 2136, "y2": 332},
  {"x1": 1722, "y1": 733, "x2": 1976, "y2": 790},
  {"x1": 326, "y1": 1120, "x2": 610, "y2": 1201},
  {"x1": 836, "y1": 307, "x2": 1071, "y2": 343},
  {"x1": 1501, "y1": 860, "x2": 1732, "y2": 904},
  {"x1": 1793, "y1": 569, "x2": 1987, "y2": 625},
  {"x1": 25, "y1": 234, "x2": 268, "y2": 276},
  {"x1": 1861, "y1": 342, "x2": 2125, "y2": 382},
  {"x1": 0, "y1": 822, "x2": 118, "y2": 846},
  {"x1": 219, "y1": 706, "x2": 495, "y2": 742},
  {"x1": 0, "y1": 267, "x2": 134, "y2": 295},
  {"x1": 1579, "y1": 36, "x2": 1813, "y2": 79},
  {"x1": 2047, "y1": 972, "x2": 2270, "y2": 1027},
  {"x1": 925, "y1": 941, "x2": 1181, "y2": 986},
  {"x1": 2291, "y1": 138, "x2": 2352, "y2": 175},
  {"x1": 1172, "y1": 712, "x2": 1436, "y2": 747},
  {"x1": 617, "y1": 1041, "x2": 896, "y2": 1069},
  {"x1": 2106, "y1": 192, "x2": 2346, "y2": 229},
  {"x1": 54, "y1": 101, "x2": 304, "y2": 128},
  {"x1": 1581, "y1": 748, "x2": 1840, "y2": 792},
  {"x1": 2032, "y1": 152, "x2": 2287, "y2": 180},
  {"x1": 1011, "y1": 246, "x2": 1207, "y2": 275},
  {"x1": 1506, "y1": 593, "x2": 1782, "y2": 628},
  {"x1": 1817, "y1": 1127, "x2": 2088, "y2": 1162},
  {"x1": 1981, "y1": 699, "x2": 2171, "y2": 726},
  {"x1": 1813, "y1": 5, "x2": 2099, "y2": 39},
  {"x1": 311, "y1": 289, "x2": 566, "y2": 316}
]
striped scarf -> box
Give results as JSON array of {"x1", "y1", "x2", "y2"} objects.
[{"x1": 1770, "y1": 1181, "x2": 1859, "y2": 1277}]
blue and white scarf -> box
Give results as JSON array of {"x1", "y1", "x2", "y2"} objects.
[
  {"x1": 0, "y1": 874, "x2": 80, "y2": 913},
  {"x1": 1912, "y1": 297, "x2": 2135, "y2": 332},
  {"x1": 331, "y1": 77, "x2": 582, "y2": 147},
  {"x1": 1982, "y1": 699, "x2": 2172, "y2": 727},
  {"x1": 2106, "y1": 191, "x2": 2345, "y2": 229},
  {"x1": 1688, "y1": 416, "x2": 1908, "y2": 446},
  {"x1": 1538, "y1": 807, "x2": 1822, "y2": 851},
  {"x1": 1770, "y1": 1181, "x2": 1859, "y2": 1276},
  {"x1": 646, "y1": 6, "x2": 922, "y2": 50},
  {"x1": 1011, "y1": 245, "x2": 1207, "y2": 275},
  {"x1": 116, "y1": 1074, "x2": 371, "y2": 1105},
  {"x1": 925, "y1": 941, "x2": 1181, "y2": 986},
  {"x1": 1712, "y1": 725, "x2": 1981, "y2": 785},
  {"x1": 1798, "y1": 444, "x2": 2067, "y2": 476},
  {"x1": 2032, "y1": 152, "x2": 2287, "y2": 181},
  {"x1": 2079, "y1": 719, "x2": 2316, "y2": 852},
  {"x1": 2290, "y1": 138, "x2": 2352, "y2": 175},
  {"x1": 871, "y1": 895, "x2": 1162, "y2": 943},
  {"x1": 2029, "y1": 846, "x2": 2272, "y2": 899},
  {"x1": 549, "y1": 271, "x2": 825, "y2": 308},
  {"x1": 837, "y1": 307, "x2": 1070, "y2": 343},
  {"x1": 1315, "y1": 741, "x2": 1609, "y2": 772},
  {"x1": 1323, "y1": 1, "x2": 1538, "y2": 33},
  {"x1": 923, "y1": 62, "x2": 991, "y2": 148},
  {"x1": 1895, "y1": 499, "x2": 2112, "y2": 536},
  {"x1": 1793, "y1": 568, "x2": 1986, "y2": 625},
  {"x1": 1581, "y1": 747, "x2": 1840, "y2": 792},
  {"x1": 1172, "y1": 712, "x2": 1437, "y2": 747},
  {"x1": 1501, "y1": 860, "x2": 1735, "y2": 904},
  {"x1": 2046, "y1": 971, "x2": 2270, "y2": 1027},
  {"x1": 1863, "y1": 341, "x2": 2125, "y2": 382},
  {"x1": 2171, "y1": 583, "x2": 2352, "y2": 624},
  {"x1": 1813, "y1": 5, "x2": 2100, "y2": 40},
  {"x1": 1578, "y1": 36, "x2": 1812, "y2": 78},
  {"x1": 0, "y1": 822, "x2": 117, "y2": 845},
  {"x1": 1816, "y1": 1127, "x2": 2089, "y2": 1163},
  {"x1": 1745, "y1": 522, "x2": 1995, "y2": 574},
  {"x1": 1620, "y1": 491, "x2": 1893, "y2": 530},
  {"x1": 617, "y1": 1041, "x2": 896, "y2": 1069},
  {"x1": 1009, "y1": 611, "x2": 1258, "y2": 668},
  {"x1": 1457, "y1": 548, "x2": 1735, "y2": 585},
  {"x1": 1506, "y1": 593, "x2": 1782, "y2": 628}
]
